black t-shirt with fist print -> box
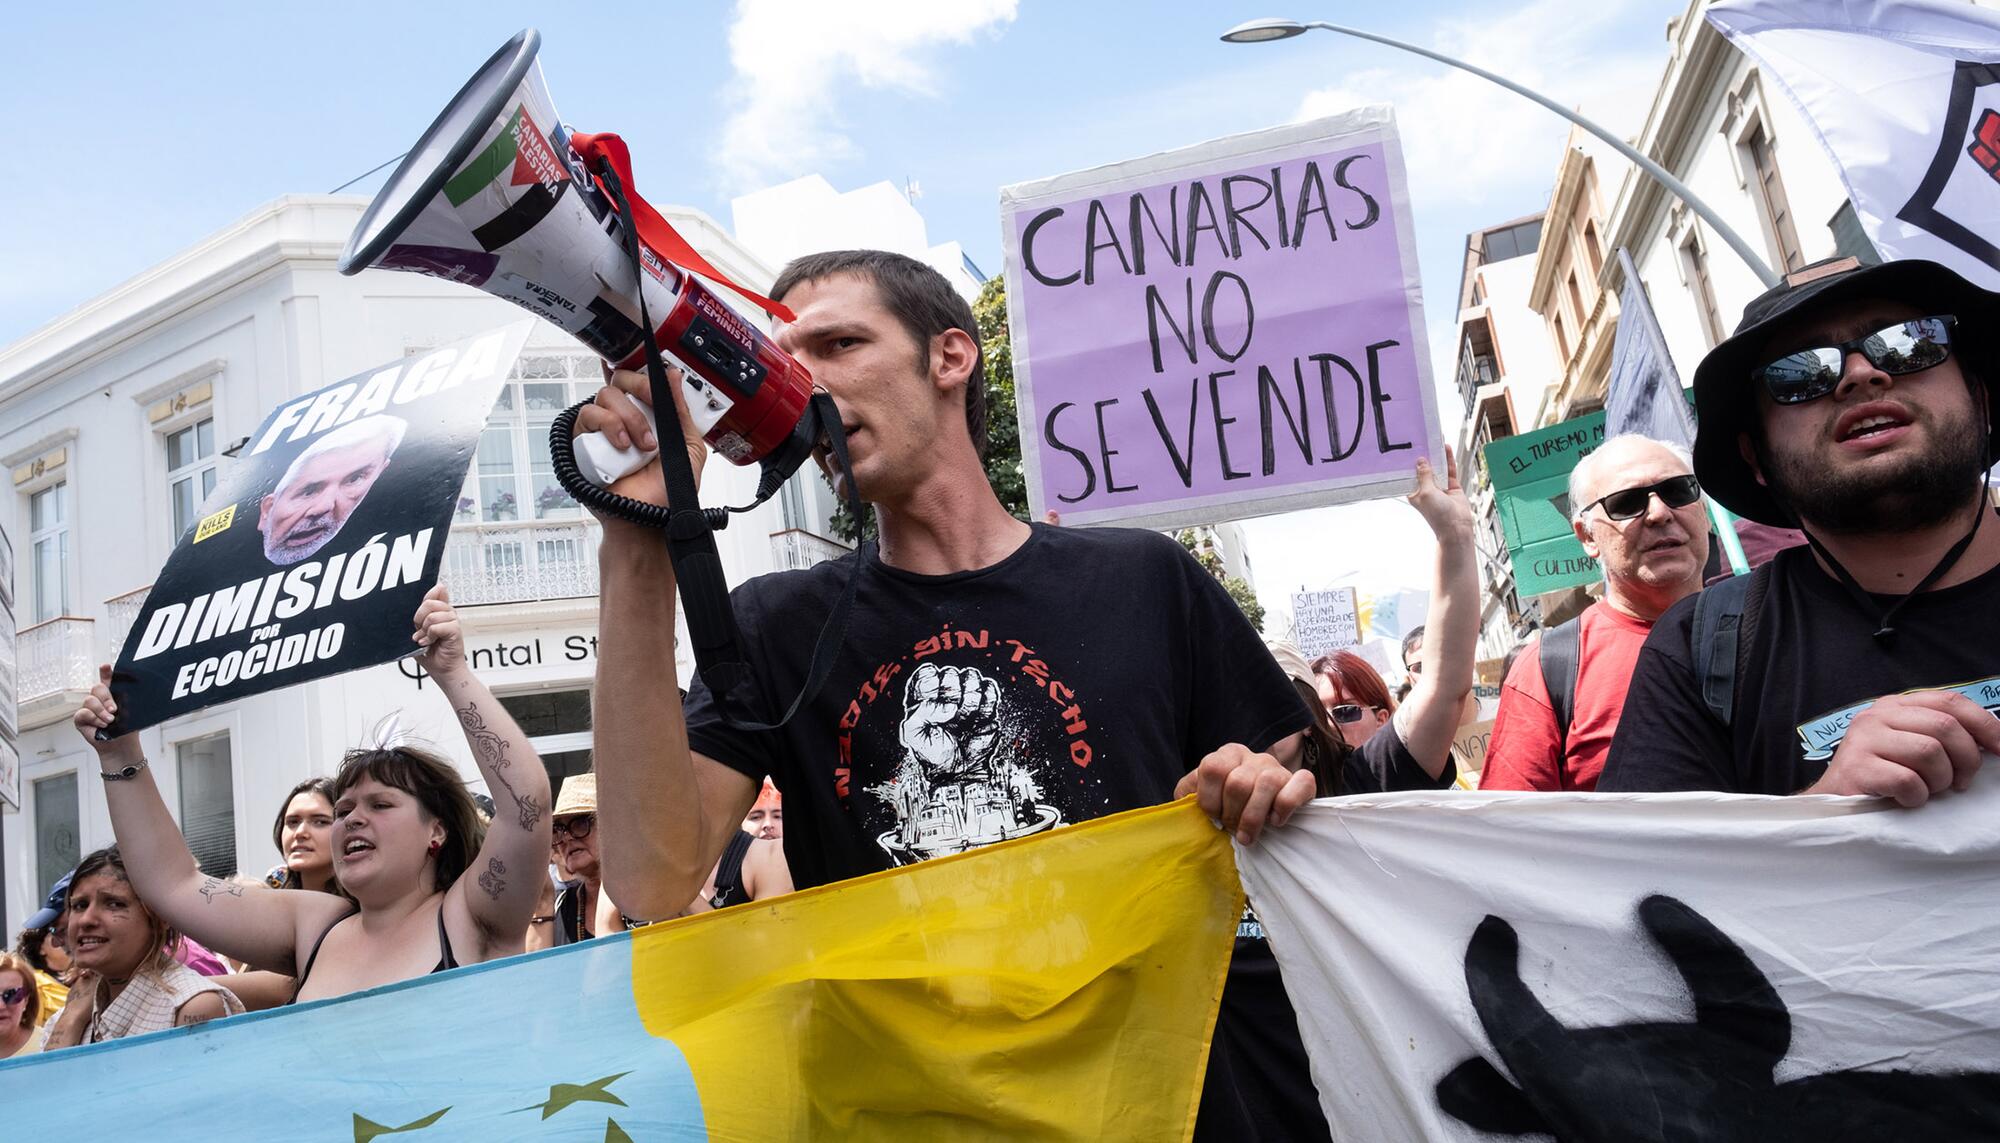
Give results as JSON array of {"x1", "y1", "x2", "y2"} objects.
[{"x1": 684, "y1": 521, "x2": 1310, "y2": 891}]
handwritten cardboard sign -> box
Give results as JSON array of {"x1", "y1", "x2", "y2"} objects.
[
  {"x1": 1293, "y1": 588, "x2": 1361, "y2": 661},
  {"x1": 1000, "y1": 107, "x2": 1443, "y2": 530}
]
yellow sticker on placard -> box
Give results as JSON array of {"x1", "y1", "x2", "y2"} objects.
[{"x1": 193, "y1": 504, "x2": 236, "y2": 543}]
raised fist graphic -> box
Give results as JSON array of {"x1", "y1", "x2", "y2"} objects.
[{"x1": 899, "y1": 662, "x2": 1002, "y2": 780}]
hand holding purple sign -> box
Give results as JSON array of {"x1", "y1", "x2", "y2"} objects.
[{"x1": 1000, "y1": 106, "x2": 1443, "y2": 530}]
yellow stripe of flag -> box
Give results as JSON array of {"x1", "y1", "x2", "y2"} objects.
[{"x1": 633, "y1": 797, "x2": 1244, "y2": 1141}]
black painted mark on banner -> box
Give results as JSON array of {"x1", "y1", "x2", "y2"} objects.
[
  {"x1": 473, "y1": 180, "x2": 569, "y2": 253},
  {"x1": 1435, "y1": 895, "x2": 2000, "y2": 1140}
]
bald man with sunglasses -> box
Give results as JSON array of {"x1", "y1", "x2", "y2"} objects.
[
  {"x1": 1600, "y1": 257, "x2": 2000, "y2": 798},
  {"x1": 1482, "y1": 435, "x2": 1712, "y2": 791}
]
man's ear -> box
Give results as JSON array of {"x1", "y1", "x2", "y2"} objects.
[
  {"x1": 930, "y1": 328, "x2": 978, "y2": 396},
  {"x1": 257, "y1": 494, "x2": 274, "y2": 529},
  {"x1": 1737, "y1": 432, "x2": 1768, "y2": 488},
  {"x1": 1574, "y1": 516, "x2": 1601, "y2": 560}
]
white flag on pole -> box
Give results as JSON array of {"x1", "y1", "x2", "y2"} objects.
[
  {"x1": 1707, "y1": 0, "x2": 2000, "y2": 289},
  {"x1": 1236, "y1": 781, "x2": 2000, "y2": 1140}
]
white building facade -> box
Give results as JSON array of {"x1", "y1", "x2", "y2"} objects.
[
  {"x1": 0, "y1": 194, "x2": 848, "y2": 932},
  {"x1": 1449, "y1": 215, "x2": 1562, "y2": 663}
]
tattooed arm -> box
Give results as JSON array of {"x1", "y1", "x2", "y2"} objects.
[
  {"x1": 73, "y1": 668, "x2": 340, "y2": 974},
  {"x1": 414, "y1": 585, "x2": 552, "y2": 957}
]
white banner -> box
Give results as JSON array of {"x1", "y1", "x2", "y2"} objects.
[
  {"x1": 1237, "y1": 781, "x2": 2000, "y2": 1140},
  {"x1": 1292, "y1": 587, "x2": 1360, "y2": 660},
  {"x1": 1709, "y1": 0, "x2": 2000, "y2": 289}
]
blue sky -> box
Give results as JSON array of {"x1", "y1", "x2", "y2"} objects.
[{"x1": 2, "y1": 0, "x2": 1682, "y2": 621}]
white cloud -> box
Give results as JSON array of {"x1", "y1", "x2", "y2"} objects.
[
  {"x1": 1288, "y1": 0, "x2": 1672, "y2": 429},
  {"x1": 718, "y1": 0, "x2": 1018, "y2": 193},
  {"x1": 1293, "y1": 0, "x2": 1667, "y2": 211}
]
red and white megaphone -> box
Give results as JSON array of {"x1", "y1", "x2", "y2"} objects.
[{"x1": 336, "y1": 28, "x2": 820, "y2": 490}]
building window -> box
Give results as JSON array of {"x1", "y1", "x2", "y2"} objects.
[
  {"x1": 1829, "y1": 201, "x2": 1882, "y2": 266},
  {"x1": 467, "y1": 353, "x2": 603, "y2": 526},
  {"x1": 499, "y1": 689, "x2": 593, "y2": 791},
  {"x1": 1584, "y1": 222, "x2": 1604, "y2": 275},
  {"x1": 1481, "y1": 219, "x2": 1544, "y2": 263},
  {"x1": 1680, "y1": 233, "x2": 1728, "y2": 348},
  {"x1": 177, "y1": 736, "x2": 236, "y2": 877},
  {"x1": 1567, "y1": 271, "x2": 1588, "y2": 327},
  {"x1": 1553, "y1": 313, "x2": 1572, "y2": 362},
  {"x1": 1746, "y1": 124, "x2": 1805, "y2": 273},
  {"x1": 167, "y1": 417, "x2": 218, "y2": 540},
  {"x1": 34, "y1": 771, "x2": 79, "y2": 903},
  {"x1": 29, "y1": 482, "x2": 70, "y2": 623},
  {"x1": 780, "y1": 473, "x2": 808, "y2": 531}
]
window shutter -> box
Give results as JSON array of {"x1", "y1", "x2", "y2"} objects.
[{"x1": 177, "y1": 737, "x2": 237, "y2": 878}]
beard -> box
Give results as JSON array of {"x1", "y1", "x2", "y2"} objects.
[{"x1": 1757, "y1": 408, "x2": 1988, "y2": 535}]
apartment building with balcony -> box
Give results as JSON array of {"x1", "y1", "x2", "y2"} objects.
[
  {"x1": 0, "y1": 195, "x2": 851, "y2": 931},
  {"x1": 1554, "y1": 0, "x2": 1879, "y2": 421},
  {"x1": 1450, "y1": 215, "x2": 1560, "y2": 662},
  {"x1": 1529, "y1": 128, "x2": 1623, "y2": 427}
]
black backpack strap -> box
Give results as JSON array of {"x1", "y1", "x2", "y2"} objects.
[
  {"x1": 1537, "y1": 617, "x2": 1584, "y2": 748},
  {"x1": 1690, "y1": 565, "x2": 1771, "y2": 728}
]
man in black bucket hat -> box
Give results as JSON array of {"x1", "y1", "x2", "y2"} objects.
[{"x1": 1600, "y1": 255, "x2": 2000, "y2": 799}]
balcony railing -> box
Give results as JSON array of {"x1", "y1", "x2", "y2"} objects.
[
  {"x1": 19, "y1": 617, "x2": 97, "y2": 728},
  {"x1": 105, "y1": 584, "x2": 153, "y2": 658},
  {"x1": 441, "y1": 519, "x2": 601, "y2": 606},
  {"x1": 769, "y1": 529, "x2": 852, "y2": 572}
]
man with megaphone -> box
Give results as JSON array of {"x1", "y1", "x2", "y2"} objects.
[{"x1": 575, "y1": 249, "x2": 1320, "y2": 1138}]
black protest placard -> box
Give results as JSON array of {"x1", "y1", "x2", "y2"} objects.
[{"x1": 108, "y1": 322, "x2": 531, "y2": 734}]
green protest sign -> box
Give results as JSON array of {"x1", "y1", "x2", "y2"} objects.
[{"x1": 1483, "y1": 411, "x2": 1606, "y2": 597}]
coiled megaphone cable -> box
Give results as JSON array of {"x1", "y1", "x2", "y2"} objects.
[{"x1": 547, "y1": 400, "x2": 732, "y2": 533}]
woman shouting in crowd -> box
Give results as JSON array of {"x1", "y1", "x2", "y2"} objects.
[
  {"x1": 71, "y1": 585, "x2": 550, "y2": 1004},
  {"x1": 39, "y1": 847, "x2": 243, "y2": 1049}
]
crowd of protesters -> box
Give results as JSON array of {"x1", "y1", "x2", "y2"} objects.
[{"x1": 14, "y1": 249, "x2": 1998, "y2": 1141}]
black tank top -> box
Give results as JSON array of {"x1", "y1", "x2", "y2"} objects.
[
  {"x1": 290, "y1": 905, "x2": 459, "y2": 1004},
  {"x1": 708, "y1": 830, "x2": 756, "y2": 909}
]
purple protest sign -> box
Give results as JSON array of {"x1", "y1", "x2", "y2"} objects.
[{"x1": 1000, "y1": 107, "x2": 1441, "y2": 530}]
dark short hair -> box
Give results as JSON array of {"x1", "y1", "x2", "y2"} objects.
[
  {"x1": 770, "y1": 250, "x2": 988, "y2": 459},
  {"x1": 1401, "y1": 626, "x2": 1427, "y2": 660},
  {"x1": 14, "y1": 926, "x2": 57, "y2": 977},
  {"x1": 331, "y1": 747, "x2": 485, "y2": 894}
]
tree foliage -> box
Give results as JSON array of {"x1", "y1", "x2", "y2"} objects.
[{"x1": 1175, "y1": 529, "x2": 1267, "y2": 634}]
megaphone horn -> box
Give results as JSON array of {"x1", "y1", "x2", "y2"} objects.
[{"x1": 337, "y1": 28, "x2": 820, "y2": 488}]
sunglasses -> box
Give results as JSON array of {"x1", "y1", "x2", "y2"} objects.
[
  {"x1": 1753, "y1": 315, "x2": 1956, "y2": 405},
  {"x1": 552, "y1": 814, "x2": 596, "y2": 841},
  {"x1": 0, "y1": 987, "x2": 25, "y2": 1005},
  {"x1": 1328, "y1": 703, "x2": 1370, "y2": 724},
  {"x1": 1583, "y1": 474, "x2": 1703, "y2": 521}
]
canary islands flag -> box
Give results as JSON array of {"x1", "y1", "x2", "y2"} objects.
[{"x1": 1, "y1": 799, "x2": 1242, "y2": 1140}]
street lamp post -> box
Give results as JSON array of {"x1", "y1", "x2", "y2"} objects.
[{"x1": 1221, "y1": 17, "x2": 1780, "y2": 288}]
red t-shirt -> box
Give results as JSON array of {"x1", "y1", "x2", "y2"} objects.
[{"x1": 1481, "y1": 601, "x2": 1657, "y2": 792}]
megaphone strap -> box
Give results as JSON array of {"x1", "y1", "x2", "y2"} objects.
[
  {"x1": 568, "y1": 161, "x2": 862, "y2": 734},
  {"x1": 568, "y1": 131, "x2": 797, "y2": 324}
]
